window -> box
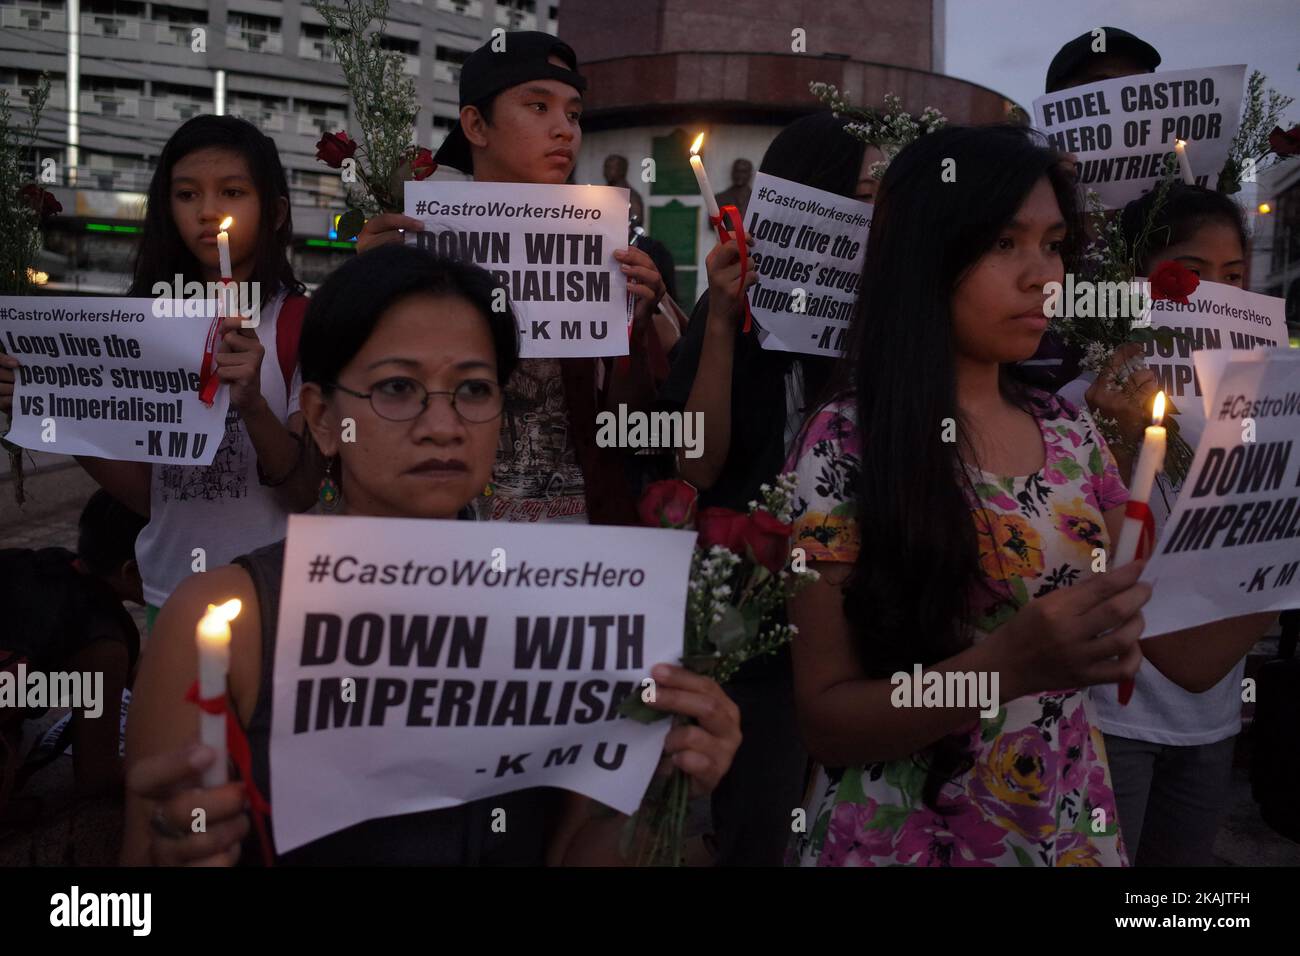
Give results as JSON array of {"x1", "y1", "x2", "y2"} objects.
[
  {"x1": 152, "y1": 81, "x2": 211, "y2": 122},
  {"x1": 227, "y1": 12, "x2": 282, "y2": 54},
  {"x1": 299, "y1": 23, "x2": 339, "y2": 62},
  {"x1": 152, "y1": 3, "x2": 206, "y2": 45}
]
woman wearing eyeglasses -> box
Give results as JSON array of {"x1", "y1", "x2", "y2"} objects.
[{"x1": 120, "y1": 245, "x2": 742, "y2": 866}]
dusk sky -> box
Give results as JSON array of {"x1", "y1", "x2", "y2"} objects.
[{"x1": 944, "y1": 0, "x2": 1300, "y2": 116}]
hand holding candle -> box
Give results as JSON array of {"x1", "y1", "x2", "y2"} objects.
[
  {"x1": 195, "y1": 599, "x2": 241, "y2": 787},
  {"x1": 1112, "y1": 391, "x2": 1165, "y2": 706}
]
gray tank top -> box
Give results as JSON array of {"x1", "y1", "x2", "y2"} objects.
[{"x1": 234, "y1": 539, "x2": 560, "y2": 865}]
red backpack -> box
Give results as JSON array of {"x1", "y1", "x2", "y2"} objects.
[{"x1": 275, "y1": 294, "x2": 309, "y2": 405}]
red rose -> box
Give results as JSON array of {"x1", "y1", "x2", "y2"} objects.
[
  {"x1": 696, "y1": 507, "x2": 749, "y2": 553},
  {"x1": 411, "y1": 147, "x2": 437, "y2": 181},
  {"x1": 737, "y1": 509, "x2": 793, "y2": 573},
  {"x1": 19, "y1": 184, "x2": 61, "y2": 220},
  {"x1": 315, "y1": 130, "x2": 357, "y2": 168},
  {"x1": 1267, "y1": 124, "x2": 1300, "y2": 158},
  {"x1": 1148, "y1": 260, "x2": 1199, "y2": 305},
  {"x1": 637, "y1": 479, "x2": 698, "y2": 528}
]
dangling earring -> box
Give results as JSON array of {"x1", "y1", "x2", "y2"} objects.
[
  {"x1": 319, "y1": 457, "x2": 340, "y2": 511},
  {"x1": 483, "y1": 480, "x2": 495, "y2": 497}
]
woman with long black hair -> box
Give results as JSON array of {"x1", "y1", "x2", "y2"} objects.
[{"x1": 785, "y1": 125, "x2": 1273, "y2": 866}]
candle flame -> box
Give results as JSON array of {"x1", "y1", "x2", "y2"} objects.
[
  {"x1": 218, "y1": 216, "x2": 233, "y2": 232},
  {"x1": 690, "y1": 132, "x2": 704, "y2": 155},
  {"x1": 1152, "y1": 391, "x2": 1166, "y2": 425},
  {"x1": 206, "y1": 598, "x2": 241, "y2": 623},
  {"x1": 1175, "y1": 139, "x2": 1186, "y2": 149}
]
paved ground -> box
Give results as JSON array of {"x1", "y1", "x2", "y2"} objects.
[{"x1": 2, "y1": 465, "x2": 1297, "y2": 867}]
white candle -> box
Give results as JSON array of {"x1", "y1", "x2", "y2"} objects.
[
  {"x1": 195, "y1": 598, "x2": 240, "y2": 787},
  {"x1": 217, "y1": 216, "x2": 233, "y2": 280},
  {"x1": 1114, "y1": 391, "x2": 1167, "y2": 567},
  {"x1": 1174, "y1": 140, "x2": 1195, "y2": 186},
  {"x1": 688, "y1": 133, "x2": 720, "y2": 221}
]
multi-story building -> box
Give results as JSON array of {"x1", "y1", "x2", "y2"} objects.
[{"x1": 1, "y1": 0, "x2": 558, "y2": 290}]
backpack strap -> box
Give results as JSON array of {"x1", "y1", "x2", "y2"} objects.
[{"x1": 275, "y1": 294, "x2": 309, "y2": 406}]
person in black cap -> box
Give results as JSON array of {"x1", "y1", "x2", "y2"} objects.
[
  {"x1": 1045, "y1": 26, "x2": 1161, "y2": 93},
  {"x1": 1018, "y1": 27, "x2": 1163, "y2": 395},
  {"x1": 357, "y1": 32, "x2": 671, "y2": 530}
]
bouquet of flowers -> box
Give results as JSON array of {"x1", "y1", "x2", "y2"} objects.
[
  {"x1": 1, "y1": 72, "x2": 57, "y2": 505},
  {"x1": 309, "y1": 0, "x2": 435, "y2": 239},
  {"x1": 1218, "y1": 70, "x2": 1294, "y2": 195},
  {"x1": 1052, "y1": 166, "x2": 1201, "y2": 485},
  {"x1": 808, "y1": 82, "x2": 946, "y2": 179},
  {"x1": 618, "y1": 475, "x2": 819, "y2": 866}
]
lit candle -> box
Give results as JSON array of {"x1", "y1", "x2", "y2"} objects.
[
  {"x1": 217, "y1": 216, "x2": 233, "y2": 280},
  {"x1": 195, "y1": 598, "x2": 241, "y2": 787},
  {"x1": 688, "y1": 133, "x2": 720, "y2": 221},
  {"x1": 1114, "y1": 391, "x2": 1167, "y2": 567},
  {"x1": 1174, "y1": 140, "x2": 1195, "y2": 186}
]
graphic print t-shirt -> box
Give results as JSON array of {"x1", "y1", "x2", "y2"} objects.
[
  {"x1": 472, "y1": 357, "x2": 588, "y2": 524},
  {"x1": 135, "y1": 292, "x2": 294, "y2": 605}
]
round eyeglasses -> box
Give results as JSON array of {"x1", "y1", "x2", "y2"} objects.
[{"x1": 330, "y1": 377, "x2": 504, "y2": 424}]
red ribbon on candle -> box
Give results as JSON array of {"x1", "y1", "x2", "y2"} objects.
[
  {"x1": 185, "y1": 680, "x2": 274, "y2": 866},
  {"x1": 1117, "y1": 499, "x2": 1156, "y2": 706},
  {"x1": 196, "y1": 280, "x2": 233, "y2": 407},
  {"x1": 709, "y1": 204, "x2": 753, "y2": 333}
]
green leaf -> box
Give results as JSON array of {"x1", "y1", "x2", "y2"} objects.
[
  {"x1": 835, "y1": 767, "x2": 868, "y2": 806},
  {"x1": 336, "y1": 207, "x2": 366, "y2": 241},
  {"x1": 1012, "y1": 844, "x2": 1036, "y2": 867},
  {"x1": 1055, "y1": 456, "x2": 1083, "y2": 480},
  {"x1": 884, "y1": 759, "x2": 927, "y2": 806},
  {"x1": 862, "y1": 802, "x2": 912, "y2": 831},
  {"x1": 708, "y1": 605, "x2": 748, "y2": 654},
  {"x1": 981, "y1": 707, "x2": 1008, "y2": 741},
  {"x1": 1088, "y1": 445, "x2": 1103, "y2": 476},
  {"x1": 616, "y1": 691, "x2": 670, "y2": 724}
]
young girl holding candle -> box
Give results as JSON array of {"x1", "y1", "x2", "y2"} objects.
[
  {"x1": 785, "y1": 126, "x2": 1274, "y2": 867},
  {"x1": 1090, "y1": 184, "x2": 1262, "y2": 866},
  {"x1": 121, "y1": 246, "x2": 741, "y2": 866},
  {"x1": 658, "y1": 112, "x2": 881, "y2": 865},
  {"x1": 0, "y1": 116, "x2": 317, "y2": 625}
]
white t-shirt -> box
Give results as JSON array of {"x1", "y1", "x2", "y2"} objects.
[
  {"x1": 1060, "y1": 372, "x2": 1245, "y2": 745},
  {"x1": 137, "y1": 292, "x2": 298, "y2": 606}
]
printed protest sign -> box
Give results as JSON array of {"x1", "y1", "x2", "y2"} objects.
[
  {"x1": 0, "y1": 296, "x2": 228, "y2": 465},
  {"x1": 1033, "y1": 65, "x2": 1245, "y2": 208},
  {"x1": 1140, "y1": 350, "x2": 1300, "y2": 637},
  {"x1": 405, "y1": 181, "x2": 631, "y2": 359},
  {"x1": 1142, "y1": 282, "x2": 1289, "y2": 450},
  {"x1": 744, "y1": 173, "x2": 871, "y2": 356},
  {"x1": 270, "y1": 514, "x2": 695, "y2": 852}
]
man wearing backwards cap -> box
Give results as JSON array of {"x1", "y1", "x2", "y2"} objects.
[{"x1": 358, "y1": 32, "x2": 669, "y2": 528}]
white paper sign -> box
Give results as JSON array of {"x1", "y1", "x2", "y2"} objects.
[
  {"x1": 1142, "y1": 283, "x2": 1289, "y2": 450},
  {"x1": 744, "y1": 173, "x2": 871, "y2": 356},
  {"x1": 405, "y1": 181, "x2": 631, "y2": 358},
  {"x1": 1140, "y1": 350, "x2": 1300, "y2": 637},
  {"x1": 270, "y1": 514, "x2": 695, "y2": 853},
  {"x1": 1033, "y1": 65, "x2": 1245, "y2": 209},
  {"x1": 0, "y1": 296, "x2": 228, "y2": 465}
]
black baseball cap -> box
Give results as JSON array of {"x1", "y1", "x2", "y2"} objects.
[
  {"x1": 1045, "y1": 27, "x2": 1161, "y2": 93},
  {"x1": 433, "y1": 31, "x2": 587, "y2": 173}
]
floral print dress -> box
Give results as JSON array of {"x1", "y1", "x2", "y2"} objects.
[{"x1": 787, "y1": 388, "x2": 1131, "y2": 867}]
